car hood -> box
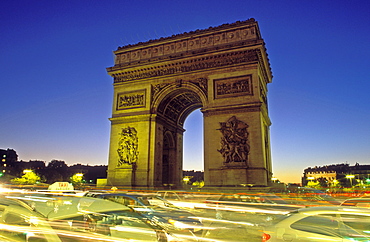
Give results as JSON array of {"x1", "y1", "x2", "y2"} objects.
[{"x1": 134, "y1": 206, "x2": 199, "y2": 222}]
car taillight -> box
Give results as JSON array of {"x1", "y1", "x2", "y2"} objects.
[{"x1": 262, "y1": 233, "x2": 271, "y2": 242}]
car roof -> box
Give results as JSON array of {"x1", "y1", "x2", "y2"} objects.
[
  {"x1": 96, "y1": 192, "x2": 158, "y2": 197},
  {"x1": 157, "y1": 190, "x2": 188, "y2": 193},
  {"x1": 4, "y1": 193, "x2": 131, "y2": 220},
  {"x1": 343, "y1": 198, "x2": 370, "y2": 202},
  {"x1": 296, "y1": 206, "x2": 370, "y2": 215}
]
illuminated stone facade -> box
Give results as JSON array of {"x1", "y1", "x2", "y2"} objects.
[
  {"x1": 106, "y1": 19, "x2": 273, "y2": 188},
  {"x1": 303, "y1": 163, "x2": 370, "y2": 187}
]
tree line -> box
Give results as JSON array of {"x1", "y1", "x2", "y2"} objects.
[{"x1": 2, "y1": 159, "x2": 107, "y2": 185}]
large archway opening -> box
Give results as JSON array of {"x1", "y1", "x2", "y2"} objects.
[{"x1": 156, "y1": 87, "x2": 205, "y2": 188}]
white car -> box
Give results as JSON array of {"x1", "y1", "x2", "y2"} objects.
[{"x1": 261, "y1": 206, "x2": 370, "y2": 242}]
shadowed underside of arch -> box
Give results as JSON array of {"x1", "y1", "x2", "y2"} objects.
[{"x1": 157, "y1": 90, "x2": 203, "y2": 127}]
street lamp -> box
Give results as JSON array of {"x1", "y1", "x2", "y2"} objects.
[
  {"x1": 307, "y1": 176, "x2": 315, "y2": 180},
  {"x1": 346, "y1": 175, "x2": 355, "y2": 188},
  {"x1": 183, "y1": 177, "x2": 190, "y2": 184},
  {"x1": 306, "y1": 176, "x2": 316, "y2": 187}
]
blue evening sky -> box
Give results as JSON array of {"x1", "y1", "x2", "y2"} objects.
[{"x1": 1, "y1": 0, "x2": 369, "y2": 183}]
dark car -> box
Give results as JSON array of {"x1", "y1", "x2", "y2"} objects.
[
  {"x1": 284, "y1": 187, "x2": 341, "y2": 206},
  {"x1": 84, "y1": 192, "x2": 203, "y2": 239},
  {"x1": 204, "y1": 193, "x2": 303, "y2": 223}
]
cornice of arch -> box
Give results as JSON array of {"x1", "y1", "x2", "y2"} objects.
[{"x1": 108, "y1": 48, "x2": 261, "y2": 83}]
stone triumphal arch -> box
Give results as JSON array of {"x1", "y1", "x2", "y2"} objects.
[{"x1": 106, "y1": 19, "x2": 273, "y2": 189}]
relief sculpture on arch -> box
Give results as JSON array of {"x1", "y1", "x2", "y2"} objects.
[
  {"x1": 218, "y1": 116, "x2": 250, "y2": 165},
  {"x1": 117, "y1": 127, "x2": 139, "y2": 166}
]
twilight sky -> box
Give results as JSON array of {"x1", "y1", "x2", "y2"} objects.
[{"x1": 1, "y1": 0, "x2": 369, "y2": 184}]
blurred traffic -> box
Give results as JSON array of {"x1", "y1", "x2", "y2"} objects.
[{"x1": 0, "y1": 184, "x2": 369, "y2": 241}]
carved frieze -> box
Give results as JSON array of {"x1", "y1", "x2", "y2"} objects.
[
  {"x1": 190, "y1": 77, "x2": 207, "y2": 94},
  {"x1": 117, "y1": 127, "x2": 139, "y2": 166},
  {"x1": 153, "y1": 83, "x2": 170, "y2": 96},
  {"x1": 116, "y1": 90, "x2": 146, "y2": 110},
  {"x1": 114, "y1": 19, "x2": 258, "y2": 65},
  {"x1": 113, "y1": 49, "x2": 259, "y2": 83},
  {"x1": 214, "y1": 75, "x2": 252, "y2": 99},
  {"x1": 152, "y1": 77, "x2": 208, "y2": 99},
  {"x1": 217, "y1": 116, "x2": 250, "y2": 164}
]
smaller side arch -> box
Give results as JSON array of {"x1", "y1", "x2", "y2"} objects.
[{"x1": 162, "y1": 130, "x2": 176, "y2": 186}]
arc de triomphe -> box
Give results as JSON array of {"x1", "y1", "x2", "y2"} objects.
[{"x1": 106, "y1": 18, "x2": 273, "y2": 189}]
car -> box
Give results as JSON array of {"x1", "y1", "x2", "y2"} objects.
[
  {"x1": 0, "y1": 192, "x2": 175, "y2": 241},
  {"x1": 33, "y1": 189, "x2": 87, "y2": 197},
  {"x1": 284, "y1": 187, "x2": 341, "y2": 206},
  {"x1": 261, "y1": 206, "x2": 370, "y2": 241},
  {"x1": 156, "y1": 191, "x2": 209, "y2": 210},
  {"x1": 204, "y1": 193, "x2": 303, "y2": 223},
  {"x1": 84, "y1": 192, "x2": 204, "y2": 239},
  {"x1": 341, "y1": 197, "x2": 370, "y2": 208}
]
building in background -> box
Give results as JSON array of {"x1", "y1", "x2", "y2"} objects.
[
  {"x1": 0, "y1": 148, "x2": 18, "y2": 176},
  {"x1": 302, "y1": 163, "x2": 370, "y2": 188},
  {"x1": 0, "y1": 148, "x2": 18, "y2": 163}
]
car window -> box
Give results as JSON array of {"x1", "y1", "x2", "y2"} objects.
[
  {"x1": 1, "y1": 211, "x2": 48, "y2": 241},
  {"x1": 291, "y1": 214, "x2": 341, "y2": 237},
  {"x1": 144, "y1": 196, "x2": 175, "y2": 207},
  {"x1": 136, "y1": 196, "x2": 151, "y2": 206},
  {"x1": 261, "y1": 195, "x2": 289, "y2": 204},
  {"x1": 165, "y1": 192, "x2": 181, "y2": 200},
  {"x1": 108, "y1": 196, "x2": 136, "y2": 206},
  {"x1": 340, "y1": 214, "x2": 370, "y2": 233},
  {"x1": 3, "y1": 212, "x2": 29, "y2": 225},
  {"x1": 219, "y1": 195, "x2": 239, "y2": 202}
]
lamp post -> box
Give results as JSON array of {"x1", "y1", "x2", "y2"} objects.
[
  {"x1": 183, "y1": 176, "x2": 190, "y2": 184},
  {"x1": 306, "y1": 176, "x2": 315, "y2": 187},
  {"x1": 346, "y1": 175, "x2": 355, "y2": 188},
  {"x1": 271, "y1": 177, "x2": 278, "y2": 183}
]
